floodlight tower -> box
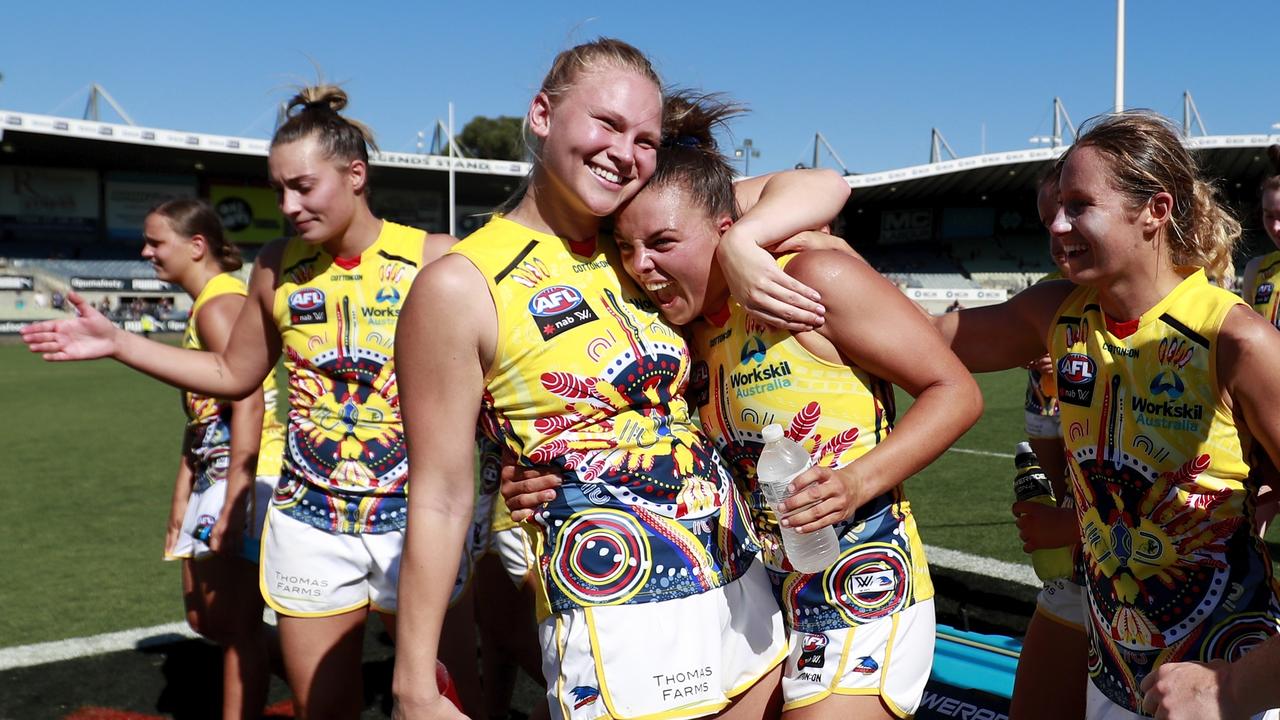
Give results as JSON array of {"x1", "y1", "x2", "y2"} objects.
[{"x1": 1115, "y1": 0, "x2": 1125, "y2": 112}]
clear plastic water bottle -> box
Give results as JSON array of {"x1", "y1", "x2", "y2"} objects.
[
  {"x1": 757, "y1": 424, "x2": 840, "y2": 573},
  {"x1": 1013, "y1": 441, "x2": 1074, "y2": 581}
]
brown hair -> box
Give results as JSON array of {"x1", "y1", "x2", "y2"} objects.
[
  {"x1": 1262, "y1": 144, "x2": 1280, "y2": 194},
  {"x1": 647, "y1": 91, "x2": 744, "y2": 222},
  {"x1": 150, "y1": 198, "x2": 242, "y2": 272},
  {"x1": 498, "y1": 38, "x2": 661, "y2": 214},
  {"x1": 1059, "y1": 111, "x2": 1239, "y2": 278},
  {"x1": 272, "y1": 85, "x2": 378, "y2": 166}
]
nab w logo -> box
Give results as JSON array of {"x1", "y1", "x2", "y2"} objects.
[{"x1": 851, "y1": 569, "x2": 898, "y2": 595}]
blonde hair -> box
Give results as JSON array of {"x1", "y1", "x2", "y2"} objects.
[
  {"x1": 1060, "y1": 111, "x2": 1239, "y2": 279},
  {"x1": 272, "y1": 84, "x2": 378, "y2": 165},
  {"x1": 498, "y1": 38, "x2": 661, "y2": 213}
]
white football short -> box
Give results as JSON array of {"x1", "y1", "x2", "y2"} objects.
[
  {"x1": 1036, "y1": 577, "x2": 1085, "y2": 630},
  {"x1": 1024, "y1": 410, "x2": 1063, "y2": 440},
  {"x1": 169, "y1": 474, "x2": 276, "y2": 562},
  {"x1": 258, "y1": 506, "x2": 403, "y2": 617},
  {"x1": 781, "y1": 598, "x2": 936, "y2": 716},
  {"x1": 539, "y1": 561, "x2": 786, "y2": 720}
]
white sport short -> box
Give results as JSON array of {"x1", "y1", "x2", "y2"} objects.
[
  {"x1": 1024, "y1": 410, "x2": 1063, "y2": 440},
  {"x1": 489, "y1": 525, "x2": 535, "y2": 587},
  {"x1": 781, "y1": 598, "x2": 936, "y2": 716},
  {"x1": 539, "y1": 561, "x2": 786, "y2": 720},
  {"x1": 1086, "y1": 679, "x2": 1279, "y2": 720},
  {"x1": 1036, "y1": 577, "x2": 1085, "y2": 630},
  {"x1": 259, "y1": 506, "x2": 403, "y2": 617},
  {"x1": 169, "y1": 474, "x2": 276, "y2": 562}
]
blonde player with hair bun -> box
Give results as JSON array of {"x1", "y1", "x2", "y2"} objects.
[{"x1": 23, "y1": 84, "x2": 464, "y2": 720}]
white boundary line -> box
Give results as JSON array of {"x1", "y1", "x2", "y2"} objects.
[
  {"x1": 948, "y1": 447, "x2": 1015, "y2": 459},
  {"x1": 0, "y1": 545, "x2": 1040, "y2": 671},
  {"x1": 0, "y1": 621, "x2": 200, "y2": 671}
]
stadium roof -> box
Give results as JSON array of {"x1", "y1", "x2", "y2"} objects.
[
  {"x1": 843, "y1": 134, "x2": 1280, "y2": 206},
  {"x1": 3, "y1": 108, "x2": 1277, "y2": 211}
]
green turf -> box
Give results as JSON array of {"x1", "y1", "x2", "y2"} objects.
[
  {"x1": 900, "y1": 369, "x2": 1047, "y2": 566},
  {"x1": 1, "y1": 342, "x2": 187, "y2": 645}
]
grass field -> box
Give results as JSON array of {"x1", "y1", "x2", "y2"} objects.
[{"x1": 2, "y1": 339, "x2": 1275, "y2": 651}]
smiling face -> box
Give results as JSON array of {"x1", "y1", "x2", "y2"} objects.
[
  {"x1": 614, "y1": 183, "x2": 728, "y2": 326},
  {"x1": 531, "y1": 65, "x2": 661, "y2": 221},
  {"x1": 1050, "y1": 145, "x2": 1159, "y2": 285},
  {"x1": 140, "y1": 212, "x2": 195, "y2": 283},
  {"x1": 268, "y1": 134, "x2": 362, "y2": 246}
]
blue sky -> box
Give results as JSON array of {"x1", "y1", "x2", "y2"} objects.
[{"x1": 1, "y1": 1, "x2": 1273, "y2": 175}]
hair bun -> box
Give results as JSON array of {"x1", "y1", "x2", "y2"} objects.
[
  {"x1": 661, "y1": 90, "x2": 744, "y2": 153},
  {"x1": 289, "y1": 84, "x2": 348, "y2": 116}
]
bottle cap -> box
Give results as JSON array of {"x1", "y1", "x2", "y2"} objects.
[{"x1": 762, "y1": 424, "x2": 784, "y2": 443}]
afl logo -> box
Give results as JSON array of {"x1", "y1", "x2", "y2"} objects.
[
  {"x1": 529, "y1": 286, "x2": 583, "y2": 317},
  {"x1": 1058, "y1": 353, "x2": 1096, "y2": 384},
  {"x1": 801, "y1": 633, "x2": 828, "y2": 652},
  {"x1": 288, "y1": 288, "x2": 327, "y2": 325},
  {"x1": 289, "y1": 288, "x2": 325, "y2": 311}
]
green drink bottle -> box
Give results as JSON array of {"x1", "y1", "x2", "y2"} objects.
[{"x1": 1013, "y1": 441, "x2": 1074, "y2": 581}]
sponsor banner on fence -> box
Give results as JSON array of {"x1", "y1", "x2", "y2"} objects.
[
  {"x1": 0, "y1": 318, "x2": 186, "y2": 335},
  {"x1": 70, "y1": 277, "x2": 180, "y2": 292},
  {"x1": 0, "y1": 275, "x2": 35, "y2": 290},
  {"x1": 904, "y1": 288, "x2": 1008, "y2": 302}
]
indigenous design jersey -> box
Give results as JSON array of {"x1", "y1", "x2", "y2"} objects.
[
  {"x1": 687, "y1": 260, "x2": 933, "y2": 634},
  {"x1": 1244, "y1": 250, "x2": 1280, "y2": 328},
  {"x1": 272, "y1": 221, "x2": 424, "y2": 535},
  {"x1": 1050, "y1": 271, "x2": 1280, "y2": 713},
  {"x1": 452, "y1": 216, "x2": 757, "y2": 614},
  {"x1": 182, "y1": 273, "x2": 285, "y2": 491}
]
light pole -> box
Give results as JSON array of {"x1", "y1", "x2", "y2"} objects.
[{"x1": 734, "y1": 138, "x2": 760, "y2": 176}]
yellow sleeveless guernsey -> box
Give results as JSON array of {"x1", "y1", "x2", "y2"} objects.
[
  {"x1": 687, "y1": 256, "x2": 932, "y2": 634},
  {"x1": 452, "y1": 216, "x2": 757, "y2": 614},
  {"x1": 1244, "y1": 250, "x2": 1280, "y2": 328},
  {"x1": 272, "y1": 221, "x2": 424, "y2": 535},
  {"x1": 1050, "y1": 270, "x2": 1279, "y2": 712},
  {"x1": 183, "y1": 272, "x2": 284, "y2": 490}
]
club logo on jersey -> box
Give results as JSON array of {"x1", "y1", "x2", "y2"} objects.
[
  {"x1": 1256, "y1": 282, "x2": 1274, "y2": 306},
  {"x1": 529, "y1": 285, "x2": 598, "y2": 340},
  {"x1": 1057, "y1": 352, "x2": 1097, "y2": 407},
  {"x1": 375, "y1": 286, "x2": 401, "y2": 305},
  {"x1": 288, "y1": 288, "x2": 327, "y2": 325},
  {"x1": 853, "y1": 656, "x2": 880, "y2": 675},
  {"x1": 798, "y1": 633, "x2": 828, "y2": 670}
]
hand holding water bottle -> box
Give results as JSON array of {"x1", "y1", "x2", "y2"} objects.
[{"x1": 758, "y1": 424, "x2": 842, "y2": 573}]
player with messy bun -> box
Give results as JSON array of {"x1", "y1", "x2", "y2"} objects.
[
  {"x1": 503, "y1": 90, "x2": 981, "y2": 719},
  {"x1": 930, "y1": 111, "x2": 1280, "y2": 719},
  {"x1": 22, "y1": 84, "x2": 461, "y2": 719}
]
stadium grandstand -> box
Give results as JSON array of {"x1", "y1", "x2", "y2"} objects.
[{"x1": 2, "y1": 107, "x2": 1278, "y2": 328}]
